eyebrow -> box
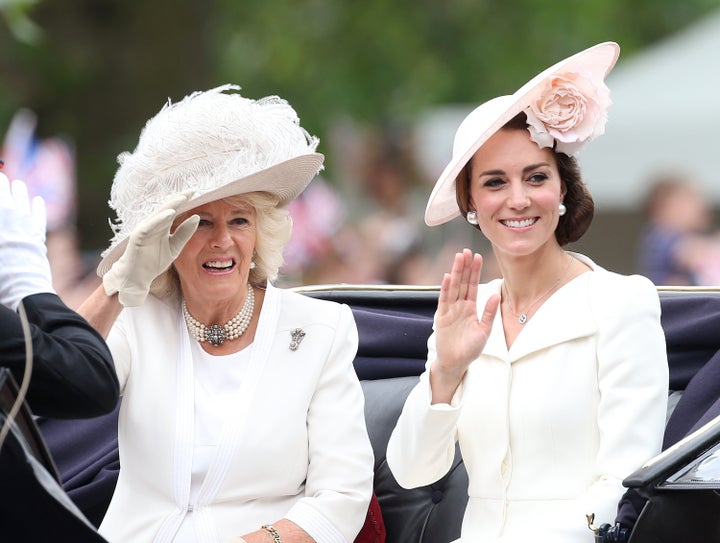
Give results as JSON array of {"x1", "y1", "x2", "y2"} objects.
[
  {"x1": 477, "y1": 162, "x2": 551, "y2": 178},
  {"x1": 195, "y1": 206, "x2": 253, "y2": 217}
]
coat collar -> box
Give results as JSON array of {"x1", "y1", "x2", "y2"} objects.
[
  {"x1": 166, "y1": 283, "x2": 282, "y2": 525},
  {"x1": 481, "y1": 253, "x2": 599, "y2": 362}
]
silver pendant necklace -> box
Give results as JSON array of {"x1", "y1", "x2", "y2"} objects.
[
  {"x1": 503, "y1": 255, "x2": 574, "y2": 325},
  {"x1": 182, "y1": 284, "x2": 255, "y2": 346}
]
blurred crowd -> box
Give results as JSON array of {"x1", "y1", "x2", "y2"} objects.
[
  {"x1": 281, "y1": 122, "x2": 498, "y2": 288},
  {"x1": 3, "y1": 112, "x2": 720, "y2": 303},
  {"x1": 636, "y1": 174, "x2": 720, "y2": 286},
  {"x1": 0, "y1": 109, "x2": 100, "y2": 309}
]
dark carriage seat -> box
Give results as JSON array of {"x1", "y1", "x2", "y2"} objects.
[{"x1": 36, "y1": 285, "x2": 720, "y2": 543}]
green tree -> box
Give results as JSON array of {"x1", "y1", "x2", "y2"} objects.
[{"x1": 0, "y1": 0, "x2": 718, "y2": 250}]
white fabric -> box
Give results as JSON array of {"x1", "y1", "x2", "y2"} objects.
[
  {"x1": 102, "y1": 191, "x2": 199, "y2": 306},
  {"x1": 387, "y1": 253, "x2": 669, "y2": 543},
  {"x1": 100, "y1": 283, "x2": 373, "y2": 543},
  {"x1": 0, "y1": 175, "x2": 55, "y2": 310},
  {"x1": 174, "y1": 345, "x2": 253, "y2": 543}
]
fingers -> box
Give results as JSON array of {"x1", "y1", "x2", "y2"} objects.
[
  {"x1": 444, "y1": 251, "x2": 465, "y2": 303},
  {"x1": 135, "y1": 208, "x2": 175, "y2": 240},
  {"x1": 0, "y1": 178, "x2": 42, "y2": 230},
  {"x1": 0, "y1": 173, "x2": 10, "y2": 206},
  {"x1": 446, "y1": 248, "x2": 483, "y2": 302},
  {"x1": 0, "y1": 179, "x2": 47, "y2": 235},
  {"x1": 169, "y1": 214, "x2": 200, "y2": 258},
  {"x1": 155, "y1": 190, "x2": 195, "y2": 215},
  {"x1": 467, "y1": 253, "x2": 483, "y2": 301},
  {"x1": 479, "y1": 293, "x2": 500, "y2": 329},
  {"x1": 134, "y1": 190, "x2": 196, "y2": 240},
  {"x1": 31, "y1": 195, "x2": 48, "y2": 239},
  {"x1": 456, "y1": 249, "x2": 473, "y2": 300},
  {"x1": 438, "y1": 271, "x2": 452, "y2": 309},
  {"x1": 11, "y1": 179, "x2": 31, "y2": 215},
  {"x1": 439, "y1": 248, "x2": 486, "y2": 318}
]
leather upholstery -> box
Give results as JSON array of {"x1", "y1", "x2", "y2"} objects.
[{"x1": 36, "y1": 286, "x2": 720, "y2": 543}]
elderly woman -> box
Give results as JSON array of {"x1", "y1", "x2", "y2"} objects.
[{"x1": 78, "y1": 86, "x2": 374, "y2": 543}]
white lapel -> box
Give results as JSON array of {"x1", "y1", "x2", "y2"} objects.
[
  {"x1": 193, "y1": 284, "x2": 281, "y2": 536},
  {"x1": 153, "y1": 308, "x2": 195, "y2": 543},
  {"x1": 507, "y1": 272, "x2": 597, "y2": 362},
  {"x1": 477, "y1": 255, "x2": 599, "y2": 363},
  {"x1": 476, "y1": 280, "x2": 508, "y2": 361}
]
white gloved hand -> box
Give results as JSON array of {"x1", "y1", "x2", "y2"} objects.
[
  {"x1": 0, "y1": 174, "x2": 56, "y2": 311},
  {"x1": 102, "y1": 191, "x2": 199, "y2": 307}
]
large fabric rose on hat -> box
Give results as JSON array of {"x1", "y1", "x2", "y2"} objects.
[{"x1": 524, "y1": 71, "x2": 611, "y2": 156}]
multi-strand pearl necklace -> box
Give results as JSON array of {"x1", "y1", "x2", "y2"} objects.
[{"x1": 182, "y1": 285, "x2": 255, "y2": 347}]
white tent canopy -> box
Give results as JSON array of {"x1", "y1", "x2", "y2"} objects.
[{"x1": 578, "y1": 9, "x2": 720, "y2": 210}]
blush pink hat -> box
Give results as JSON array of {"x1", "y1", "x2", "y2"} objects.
[{"x1": 425, "y1": 41, "x2": 620, "y2": 227}]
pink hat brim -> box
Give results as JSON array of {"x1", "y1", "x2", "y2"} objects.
[{"x1": 424, "y1": 41, "x2": 620, "y2": 226}]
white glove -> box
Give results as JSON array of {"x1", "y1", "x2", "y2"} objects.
[
  {"x1": 0, "y1": 174, "x2": 56, "y2": 311},
  {"x1": 102, "y1": 191, "x2": 199, "y2": 307}
]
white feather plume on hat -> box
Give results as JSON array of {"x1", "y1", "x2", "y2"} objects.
[{"x1": 97, "y1": 84, "x2": 324, "y2": 276}]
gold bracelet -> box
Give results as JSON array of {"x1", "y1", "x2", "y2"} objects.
[{"x1": 261, "y1": 524, "x2": 282, "y2": 543}]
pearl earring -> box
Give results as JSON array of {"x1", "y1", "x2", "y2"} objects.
[
  {"x1": 250, "y1": 261, "x2": 256, "y2": 270},
  {"x1": 466, "y1": 210, "x2": 479, "y2": 225},
  {"x1": 558, "y1": 202, "x2": 567, "y2": 216}
]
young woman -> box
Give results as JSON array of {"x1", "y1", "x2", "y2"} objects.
[{"x1": 387, "y1": 42, "x2": 669, "y2": 542}]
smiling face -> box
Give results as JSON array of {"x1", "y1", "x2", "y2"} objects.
[
  {"x1": 468, "y1": 127, "x2": 565, "y2": 258},
  {"x1": 173, "y1": 196, "x2": 256, "y2": 310}
]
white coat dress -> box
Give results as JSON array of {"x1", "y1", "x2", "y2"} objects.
[
  {"x1": 99, "y1": 283, "x2": 374, "y2": 543},
  {"x1": 387, "y1": 253, "x2": 669, "y2": 542}
]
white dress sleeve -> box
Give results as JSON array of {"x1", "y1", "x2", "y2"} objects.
[
  {"x1": 386, "y1": 322, "x2": 465, "y2": 489},
  {"x1": 579, "y1": 273, "x2": 669, "y2": 524},
  {"x1": 284, "y1": 303, "x2": 375, "y2": 543}
]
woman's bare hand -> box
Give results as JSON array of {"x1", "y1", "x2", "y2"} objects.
[{"x1": 430, "y1": 249, "x2": 499, "y2": 403}]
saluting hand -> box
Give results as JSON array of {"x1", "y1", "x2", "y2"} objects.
[
  {"x1": 102, "y1": 191, "x2": 200, "y2": 307},
  {"x1": 430, "y1": 249, "x2": 499, "y2": 404}
]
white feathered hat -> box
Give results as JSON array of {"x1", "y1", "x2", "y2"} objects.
[{"x1": 97, "y1": 84, "x2": 324, "y2": 276}]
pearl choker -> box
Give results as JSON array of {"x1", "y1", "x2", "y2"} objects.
[{"x1": 182, "y1": 285, "x2": 255, "y2": 347}]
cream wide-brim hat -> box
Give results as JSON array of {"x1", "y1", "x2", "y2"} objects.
[
  {"x1": 424, "y1": 41, "x2": 620, "y2": 227},
  {"x1": 97, "y1": 153, "x2": 323, "y2": 277},
  {"x1": 96, "y1": 85, "x2": 324, "y2": 277}
]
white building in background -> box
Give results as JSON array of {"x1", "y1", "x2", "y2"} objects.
[{"x1": 578, "y1": 9, "x2": 720, "y2": 211}]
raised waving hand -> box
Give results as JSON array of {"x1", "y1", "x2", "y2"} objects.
[
  {"x1": 0, "y1": 175, "x2": 55, "y2": 310},
  {"x1": 430, "y1": 249, "x2": 500, "y2": 404}
]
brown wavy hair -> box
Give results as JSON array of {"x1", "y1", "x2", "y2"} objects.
[{"x1": 455, "y1": 112, "x2": 594, "y2": 246}]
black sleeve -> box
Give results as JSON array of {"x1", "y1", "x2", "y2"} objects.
[{"x1": 1, "y1": 293, "x2": 119, "y2": 418}]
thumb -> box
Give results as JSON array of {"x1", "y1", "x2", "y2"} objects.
[
  {"x1": 168, "y1": 214, "x2": 200, "y2": 258},
  {"x1": 31, "y1": 195, "x2": 48, "y2": 239},
  {"x1": 11, "y1": 179, "x2": 31, "y2": 215},
  {"x1": 0, "y1": 173, "x2": 10, "y2": 206},
  {"x1": 479, "y1": 293, "x2": 500, "y2": 330}
]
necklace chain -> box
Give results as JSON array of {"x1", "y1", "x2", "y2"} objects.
[
  {"x1": 182, "y1": 285, "x2": 255, "y2": 346},
  {"x1": 503, "y1": 255, "x2": 574, "y2": 325}
]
